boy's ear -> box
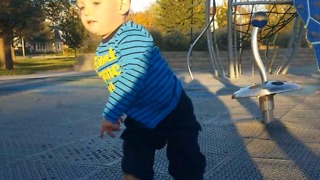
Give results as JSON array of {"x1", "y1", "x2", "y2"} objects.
[{"x1": 119, "y1": 0, "x2": 130, "y2": 15}]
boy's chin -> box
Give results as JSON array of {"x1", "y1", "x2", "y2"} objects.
[{"x1": 89, "y1": 30, "x2": 103, "y2": 37}]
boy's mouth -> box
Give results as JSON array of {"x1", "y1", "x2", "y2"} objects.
[{"x1": 87, "y1": 20, "x2": 96, "y2": 25}]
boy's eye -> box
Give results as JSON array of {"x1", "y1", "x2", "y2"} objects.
[
  {"x1": 93, "y1": 1, "x2": 101, "y2": 6},
  {"x1": 75, "y1": 2, "x2": 84, "y2": 11}
]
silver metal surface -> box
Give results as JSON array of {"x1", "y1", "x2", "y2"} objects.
[
  {"x1": 259, "y1": 95, "x2": 274, "y2": 124},
  {"x1": 252, "y1": 27, "x2": 268, "y2": 84},
  {"x1": 232, "y1": 80, "x2": 302, "y2": 98}
]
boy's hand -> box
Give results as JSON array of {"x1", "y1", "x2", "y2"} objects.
[{"x1": 100, "y1": 117, "x2": 123, "y2": 138}]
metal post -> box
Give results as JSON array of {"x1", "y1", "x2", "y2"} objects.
[
  {"x1": 252, "y1": 27, "x2": 268, "y2": 84},
  {"x1": 259, "y1": 95, "x2": 274, "y2": 124},
  {"x1": 227, "y1": 0, "x2": 235, "y2": 79}
]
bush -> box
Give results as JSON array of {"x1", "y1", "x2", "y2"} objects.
[
  {"x1": 154, "y1": 30, "x2": 210, "y2": 51},
  {"x1": 214, "y1": 27, "x2": 228, "y2": 50},
  {"x1": 214, "y1": 27, "x2": 248, "y2": 50},
  {"x1": 300, "y1": 36, "x2": 311, "y2": 48},
  {"x1": 81, "y1": 34, "x2": 101, "y2": 53},
  {"x1": 274, "y1": 32, "x2": 291, "y2": 48},
  {"x1": 150, "y1": 30, "x2": 164, "y2": 49},
  {"x1": 162, "y1": 31, "x2": 190, "y2": 51},
  {"x1": 77, "y1": 28, "x2": 249, "y2": 52},
  {"x1": 192, "y1": 30, "x2": 209, "y2": 51},
  {"x1": 63, "y1": 48, "x2": 76, "y2": 56}
]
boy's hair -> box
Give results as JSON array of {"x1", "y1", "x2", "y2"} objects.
[
  {"x1": 72, "y1": 0, "x2": 131, "y2": 15},
  {"x1": 72, "y1": 0, "x2": 131, "y2": 4}
]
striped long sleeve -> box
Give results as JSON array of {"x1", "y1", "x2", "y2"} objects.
[{"x1": 94, "y1": 21, "x2": 182, "y2": 128}]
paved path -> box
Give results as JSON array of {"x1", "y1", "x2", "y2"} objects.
[{"x1": 0, "y1": 66, "x2": 319, "y2": 179}]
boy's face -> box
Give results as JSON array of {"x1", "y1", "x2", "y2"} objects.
[{"x1": 76, "y1": 0, "x2": 129, "y2": 38}]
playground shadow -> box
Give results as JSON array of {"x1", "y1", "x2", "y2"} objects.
[
  {"x1": 178, "y1": 73, "x2": 264, "y2": 179},
  {"x1": 216, "y1": 73, "x2": 320, "y2": 179},
  {"x1": 265, "y1": 119, "x2": 320, "y2": 179},
  {"x1": 0, "y1": 74, "x2": 96, "y2": 97},
  {"x1": 179, "y1": 71, "x2": 320, "y2": 179}
]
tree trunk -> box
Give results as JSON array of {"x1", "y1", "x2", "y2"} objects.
[
  {"x1": 0, "y1": 36, "x2": 5, "y2": 69},
  {"x1": 22, "y1": 37, "x2": 26, "y2": 57},
  {"x1": 0, "y1": 32, "x2": 14, "y2": 70}
]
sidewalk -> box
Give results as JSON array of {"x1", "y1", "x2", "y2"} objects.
[
  {"x1": 0, "y1": 66, "x2": 319, "y2": 179},
  {"x1": 0, "y1": 70, "x2": 95, "y2": 81}
]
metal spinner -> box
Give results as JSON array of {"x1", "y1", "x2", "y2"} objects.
[{"x1": 232, "y1": 12, "x2": 302, "y2": 124}]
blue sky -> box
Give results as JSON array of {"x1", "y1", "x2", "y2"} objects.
[{"x1": 131, "y1": 0, "x2": 225, "y2": 12}]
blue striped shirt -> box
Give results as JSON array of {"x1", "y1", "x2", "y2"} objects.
[{"x1": 94, "y1": 21, "x2": 182, "y2": 128}]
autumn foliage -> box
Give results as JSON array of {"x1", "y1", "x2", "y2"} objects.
[{"x1": 128, "y1": 11, "x2": 157, "y2": 31}]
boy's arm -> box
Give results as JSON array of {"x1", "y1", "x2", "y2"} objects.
[
  {"x1": 103, "y1": 29, "x2": 154, "y2": 124},
  {"x1": 100, "y1": 116, "x2": 124, "y2": 138}
]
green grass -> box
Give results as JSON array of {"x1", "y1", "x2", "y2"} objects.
[{"x1": 0, "y1": 56, "x2": 77, "y2": 76}]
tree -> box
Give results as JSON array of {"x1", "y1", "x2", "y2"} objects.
[
  {"x1": 25, "y1": 21, "x2": 53, "y2": 45},
  {"x1": 0, "y1": 0, "x2": 44, "y2": 70},
  {"x1": 59, "y1": 7, "x2": 88, "y2": 57},
  {"x1": 129, "y1": 11, "x2": 157, "y2": 31},
  {"x1": 155, "y1": 0, "x2": 205, "y2": 37},
  {"x1": 42, "y1": 0, "x2": 88, "y2": 57},
  {"x1": 264, "y1": 4, "x2": 296, "y2": 33},
  {"x1": 128, "y1": 2, "x2": 160, "y2": 31},
  {"x1": 43, "y1": 0, "x2": 70, "y2": 26},
  {"x1": 18, "y1": 13, "x2": 51, "y2": 57},
  {"x1": 216, "y1": 2, "x2": 228, "y2": 28}
]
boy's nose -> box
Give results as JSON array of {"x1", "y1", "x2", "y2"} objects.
[{"x1": 83, "y1": 6, "x2": 93, "y2": 16}]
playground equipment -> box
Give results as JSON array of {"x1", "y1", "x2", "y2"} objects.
[
  {"x1": 187, "y1": 0, "x2": 224, "y2": 79},
  {"x1": 232, "y1": 11, "x2": 301, "y2": 124},
  {"x1": 294, "y1": 0, "x2": 320, "y2": 71},
  {"x1": 187, "y1": 0, "x2": 320, "y2": 79}
]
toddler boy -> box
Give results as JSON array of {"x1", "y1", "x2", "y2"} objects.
[{"x1": 76, "y1": 0, "x2": 206, "y2": 179}]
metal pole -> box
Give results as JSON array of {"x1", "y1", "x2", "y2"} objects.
[
  {"x1": 227, "y1": 0, "x2": 235, "y2": 79},
  {"x1": 259, "y1": 95, "x2": 274, "y2": 124},
  {"x1": 190, "y1": 0, "x2": 194, "y2": 45},
  {"x1": 252, "y1": 27, "x2": 268, "y2": 83}
]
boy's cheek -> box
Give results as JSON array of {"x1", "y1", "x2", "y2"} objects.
[{"x1": 80, "y1": 18, "x2": 86, "y2": 26}]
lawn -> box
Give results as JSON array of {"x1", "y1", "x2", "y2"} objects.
[{"x1": 0, "y1": 56, "x2": 77, "y2": 76}]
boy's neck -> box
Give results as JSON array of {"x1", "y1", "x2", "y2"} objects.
[
  {"x1": 102, "y1": 22, "x2": 126, "y2": 43},
  {"x1": 102, "y1": 17, "x2": 128, "y2": 39}
]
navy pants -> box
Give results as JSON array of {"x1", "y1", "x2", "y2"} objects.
[{"x1": 120, "y1": 90, "x2": 206, "y2": 180}]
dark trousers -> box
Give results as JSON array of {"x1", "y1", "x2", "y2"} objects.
[{"x1": 120, "y1": 90, "x2": 206, "y2": 180}]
